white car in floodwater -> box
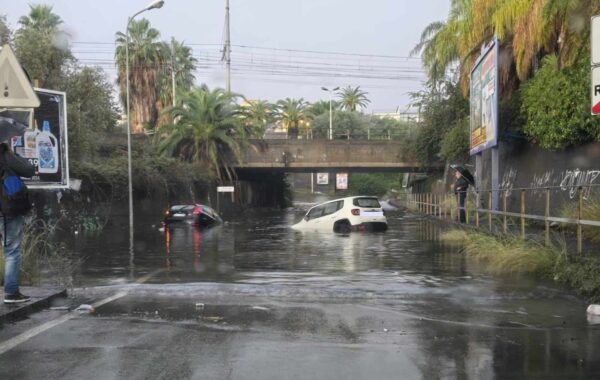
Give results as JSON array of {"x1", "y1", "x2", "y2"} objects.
[{"x1": 292, "y1": 196, "x2": 388, "y2": 233}]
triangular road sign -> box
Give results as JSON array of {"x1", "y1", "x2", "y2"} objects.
[{"x1": 0, "y1": 44, "x2": 40, "y2": 108}]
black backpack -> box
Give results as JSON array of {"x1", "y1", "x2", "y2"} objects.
[{"x1": 0, "y1": 166, "x2": 32, "y2": 218}]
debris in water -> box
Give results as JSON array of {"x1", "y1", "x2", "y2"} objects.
[
  {"x1": 251, "y1": 306, "x2": 270, "y2": 311},
  {"x1": 202, "y1": 316, "x2": 224, "y2": 322},
  {"x1": 76, "y1": 304, "x2": 94, "y2": 313},
  {"x1": 49, "y1": 306, "x2": 69, "y2": 311}
]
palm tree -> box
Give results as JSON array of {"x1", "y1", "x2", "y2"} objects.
[
  {"x1": 14, "y1": 4, "x2": 72, "y2": 88},
  {"x1": 17, "y1": 4, "x2": 62, "y2": 31},
  {"x1": 156, "y1": 37, "x2": 197, "y2": 128},
  {"x1": 115, "y1": 18, "x2": 167, "y2": 134},
  {"x1": 275, "y1": 98, "x2": 311, "y2": 139},
  {"x1": 336, "y1": 86, "x2": 371, "y2": 112},
  {"x1": 239, "y1": 99, "x2": 274, "y2": 138},
  {"x1": 157, "y1": 85, "x2": 245, "y2": 181},
  {"x1": 1, "y1": 14, "x2": 12, "y2": 45},
  {"x1": 413, "y1": 0, "x2": 600, "y2": 92}
]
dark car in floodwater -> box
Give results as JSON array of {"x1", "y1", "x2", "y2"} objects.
[{"x1": 163, "y1": 204, "x2": 222, "y2": 227}]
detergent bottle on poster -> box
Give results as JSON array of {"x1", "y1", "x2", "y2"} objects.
[{"x1": 36, "y1": 120, "x2": 58, "y2": 174}]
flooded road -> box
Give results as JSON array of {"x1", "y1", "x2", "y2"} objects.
[{"x1": 2, "y1": 203, "x2": 600, "y2": 379}]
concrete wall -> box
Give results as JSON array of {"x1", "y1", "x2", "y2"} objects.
[{"x1": 438, "y1": 141, "x2": 600, "y2": 214}]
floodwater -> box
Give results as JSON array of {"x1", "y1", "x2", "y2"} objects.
[{"x1": 10, "y1": 200, "x2": 600, "y2": 378}]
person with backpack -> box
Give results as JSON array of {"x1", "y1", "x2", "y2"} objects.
[{"x1": 0, "y1": 142, "x2": 35, "y2": 303}]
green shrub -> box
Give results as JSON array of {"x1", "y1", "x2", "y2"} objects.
[
  {"x1": 438, "y1": 118, "x2": 469, "y2": 162},
  {"x1": 349, "y1": 173, "x2": 401, "y2": 196},
  {"x1": 520, "y1": 55, "x2": 600, "y2": 149}
]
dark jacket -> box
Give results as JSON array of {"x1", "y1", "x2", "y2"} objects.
[
  {"x1": 454, "y1": 177, "x2": 469, "y2": 195},
  {"x1": 0, "y1": 143, "x2": 35, "y2": 178}
]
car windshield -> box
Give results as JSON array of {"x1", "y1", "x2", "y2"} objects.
[{"x1": 352, "y1": 197, "x2": 381, "y2": 208}]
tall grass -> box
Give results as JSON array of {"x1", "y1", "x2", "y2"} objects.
[
  {"x1": 441, "y1": 228, "x2": 600, "y2": 301},
  {"x1": 1, "y1": 218, "x2": 77, "y2": 290},
  {"x1": 440, "y1": 230, "x2": 559, "y2": 275},
  {"x1": 560, "y1": 196, "x2": 600, "y2": 244}
]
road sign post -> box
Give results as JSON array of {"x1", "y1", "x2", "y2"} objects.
[
  {"x1": 592, "y1": 16, "x2": 600, "y2": 66},
  {"x1": 593, "y1": 16, "x2": 600, "y2": 115}
]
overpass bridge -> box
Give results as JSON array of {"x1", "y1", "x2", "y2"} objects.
[{"x1": 233, "y1": 139, "x2": 440, "y2": 173}]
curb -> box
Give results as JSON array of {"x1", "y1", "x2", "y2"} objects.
[{"x1": 0, "y1": 287, "x2": 67, "y2": 325}]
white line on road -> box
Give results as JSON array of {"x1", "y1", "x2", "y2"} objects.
[{"x1": 0, "y1": 269, "x2": 163, "y2": 356}]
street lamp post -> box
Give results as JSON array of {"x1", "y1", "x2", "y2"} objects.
[
  {"x1": 321, "y1": 86, "x2": 339, "y2": 140},
  {"x1": 125, "y1": 0, "x2": 165, "y2": 240}
]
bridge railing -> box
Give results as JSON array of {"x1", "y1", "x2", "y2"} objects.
[
  {"x1": 266, "y1": 125, "x2": 416, "y2": 141},
  {"x1": 405, "y1": 184, "x2": 600, "y2": 255}
]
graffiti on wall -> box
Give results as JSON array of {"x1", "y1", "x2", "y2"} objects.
[
  {"x1": 559, "y1": 169, "x2": 600, "y2": 199},
  {"x1": 501, "y1": 167, "x2": 517, "y2": 196}
]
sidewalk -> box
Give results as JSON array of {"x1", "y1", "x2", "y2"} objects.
[{"x1": 0, "y1": 287, "x2": 67, "y2": 324}]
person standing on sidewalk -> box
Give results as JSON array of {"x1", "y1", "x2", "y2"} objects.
[
  {"x1": 0, "y1": 142, "x2": 35, "y2": 304},
  {"x1": 454, "y1": 170, "x2": 469, "y2": 223}
]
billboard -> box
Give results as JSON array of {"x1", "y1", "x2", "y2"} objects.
[
  {"x1": 470, "y1": 38, "x2": 499, "y2": 155},
  {"x1": 336, "y1": 173, "x2": 348, "y2": 190},
  {"x1": 316, "y1": 173, "x2": 329, "y2": 185},
  {"x1": 10, "y1": 88, "x2": 69, "y2": 189}
]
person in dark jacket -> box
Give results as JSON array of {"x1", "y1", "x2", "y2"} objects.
[
  {"x1": 0, "y1": 142, "x2": 35, "y2": 303},
  {"x1": 454, "y1": 170, "x2": 469, "y2": 223}
]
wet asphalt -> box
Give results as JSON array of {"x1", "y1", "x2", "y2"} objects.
[{"x1": 1, "y1": 204, "x2": 599, "y2": 379}]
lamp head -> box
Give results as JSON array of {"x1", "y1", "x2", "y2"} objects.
[
  {"x1": 145, "y1": 0, "x2": 164, "y2": 11},
  {"x1": 333, "y1": 87, "x2": 340, "y2": 91},
  {"x1": 321, "y1": 87, "x2": 328, "y2": 91}
]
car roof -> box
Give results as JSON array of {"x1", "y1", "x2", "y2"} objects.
[{"x1": 306, "y1": 196, "x2": 379, "y2": 210}]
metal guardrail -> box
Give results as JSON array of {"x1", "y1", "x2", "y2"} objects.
[{"x1": 406, "y1": 185, "x2": 600, "y2": 255}]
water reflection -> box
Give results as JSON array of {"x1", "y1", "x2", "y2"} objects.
[{"x1": 62, "y1": 207, "x2": 600, "y2": 378}]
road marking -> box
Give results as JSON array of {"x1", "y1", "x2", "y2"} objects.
[{"x1": 0, "y1": 269, "x2": 162, "y2": 355}]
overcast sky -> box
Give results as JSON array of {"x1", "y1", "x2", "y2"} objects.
[{"x1": 2, "y1": 0, "x2": 450, "y2": 112}]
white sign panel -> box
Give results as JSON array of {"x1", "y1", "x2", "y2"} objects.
[
  {"x1": 592, "y1": 66, "x2": 600, "y2": 115},
  {"x1": 316, "y1": 173, "x2": 329, "y2": 185},
  {"x1": 336, "y1": 173, "x2": 348, "y2": 190},
  {"x1": 593, "y1": 16, "x2": 600, "y2": 65},
  {"x1": 217, "y1": 186, "x2": 235, "y2": 193}
]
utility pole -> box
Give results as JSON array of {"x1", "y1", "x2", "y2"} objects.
[
  {"x1": 223, "y1": 0, "x2": 231, "y2": 93},
  {"x1": 171, "y1": 38, "x2": 176, "y2": 107}
]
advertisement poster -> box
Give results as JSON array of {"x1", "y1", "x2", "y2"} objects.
[
  {"x1": 470, "y1": 38, "x2": 498, "y2": 155},
  {"x1": 10, "y1": 88, "x2": 69, "y2": 188},
  {"x1": 316, "y1": 172, "x2": 329, "y2": 185},
  {"x1": 336, "y1": 173, "x2": 348, "y2": 190}
]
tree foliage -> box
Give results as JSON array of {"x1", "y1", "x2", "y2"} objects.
[
  {"x1": 274, "y1": 98, "x2": 311, "y2": 139},
  {"x1": 412, "y1": 0, "x2": 600, "y2": 93},
  {"x1": 63, "y1": 67, "x2": 119, "y2": 160},
  {"x1": 409, "y1": 79, "x2": 469, "y2": 163},
  {"x1": 336, "y1": 86, "x2": 371, "y2": 111},
  {"x1": 0, "y1": 14, "x2": 11, "y2": 45},
  {"x1": 157, "y1": 85, "x2": 245, "y2": 181},
  {"x1": 14, "y1": 4, "x2": 73, "y2": 88},
  {"x1": 520, "y1": 54, "x2": 600, "y2": 149},
  {"x1": 239, "y1": 99, "x2": 274, "y2": 138},
  {"x1": 116, "y1": 20, "x2": 196, "y2": 133}
]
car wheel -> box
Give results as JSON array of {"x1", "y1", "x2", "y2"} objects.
[{"x1": 335, "y1": 220, "x2": 351, "y2": 234}]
